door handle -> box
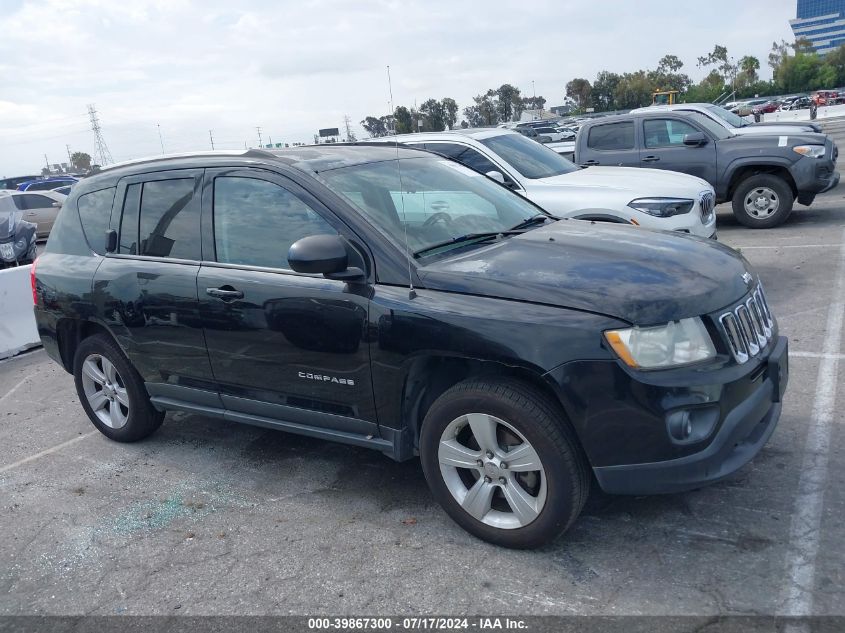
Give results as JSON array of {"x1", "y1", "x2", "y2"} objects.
[
  {"x1": 582, "y1": 160, "x2": 600, "y2": 166},
  {"x1": 642, "y1": 155, "x2": 660, "y2": 162},
  {"x1": 206, "y1": 286, "x2": 244, "y2": 300}
]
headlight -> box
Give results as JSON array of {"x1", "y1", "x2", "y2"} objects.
[
  {"x1": 14, "y1": 238, "x2": 27, "y2": 250},
  {"x1": 605, "y1": 317, "x2": 716, "y2": 369},
  {"x1": 628, "y1": 198, "x2": 695, "y2": 217},
  {"x1": 793, "y1": 145, "x2": 825, "y2": 159}
]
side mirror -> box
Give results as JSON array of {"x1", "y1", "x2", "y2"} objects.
[
  {"x1": 105, "y1": 229, "x2": 118, "y2": 253},
  {"x1": 485, "y1": 170, "x2": 506, "y2": 184},
  {"x1": 51, "y1": 201, "x2": 62, "y2": 208},
  {"x1": 683, "y1": 132, "x2": 708, "y2": 147},
  {"x1": 288, "y1": 234, "x2": 364, "y2": 281}
]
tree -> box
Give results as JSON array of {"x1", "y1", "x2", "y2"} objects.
[
  {"x1": 768, "y1": 39, "x2": 790, "y2": 73},
  {"x1": 496, "y1": 84, "x2": 522, "y2": 122},
  {"x1": 591, "y1": 71, "x2": 621, "y2": 111},
  {"x1": 738, "y1": 55, "x2": 760, "y2": 86},
  {"x1": 419, "y1": 98, "x2": 446, "y2": 131},
  {"x1": 521, "y1": 95, "x2": 546, "y2": 110},
  {"x1": 360, "y1": 116, "x2": 388, "y2": 137},
  {"x1": 649, "y1": 53, "x2": 691, "y2": 94},
  {"x1": 565, "y1": 78, "x2": 592, "y2": 111},
  {"x1": 697, "y1": 44, "x2": 737, "y2": 88},
  {"x1": 685, "y1": 70, "x2": 726, "y2": 103},
  {"x1": 442, "y1": 97, "x2": 459, "y2": 130},
  {"x1": 821, "y1": 43, "x2": 845, "y2": 86},
  {"x1": 70, "y1": 151, "x2": 91, "y2": 171},
  {"x1": 463, "y1": 90, "x2": 498, "y2": 127},
  {"x1": 776, "y1": 50, "x2": 823, "y2": 92},
  {"x1": 394, "y1": 106, "x2": 413, "y2": 134},
  {"x1": 656, "y1": 54, "x2": 684, "y2": 74},
  {"x1": 613, "y1": 71, "x2": 652, "y2": 109}
]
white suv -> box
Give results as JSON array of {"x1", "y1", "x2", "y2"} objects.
[{"x1": 377, "y1": 129, "x2": 716, "y2": 238}]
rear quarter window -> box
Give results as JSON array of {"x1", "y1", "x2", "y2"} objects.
[
  {"x1": 77, "y1": 187, "x2": 116, "y2": 254},
  {"x1": 587, "y1": 122, "x2": 635, "y2": 150}
]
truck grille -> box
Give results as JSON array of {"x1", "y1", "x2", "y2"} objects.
[
  {"x1": 718, "y1": 285, "x2": 774, "y2": 364},
  {"x1": 699, "y1": 191, "x2": 715, "y2": 222}
]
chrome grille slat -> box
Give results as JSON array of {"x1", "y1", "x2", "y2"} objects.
[
  {"x1": 699, "y1": 191, "x2": 715, "y2": 221},
  {"x1": 717, "y1": 284, "x2": 774, "y2": 364}
]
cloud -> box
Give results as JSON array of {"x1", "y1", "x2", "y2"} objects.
[{"x1": 0, "y1": 0, "x2": 795, "y2": 175}]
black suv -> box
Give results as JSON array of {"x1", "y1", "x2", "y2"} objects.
[
  {"x1": 575, "y1": 111, "x2": 839, "y2": 228},
  {"x1": 33, "y1": 147, "x2": 788, "y2": 548}
]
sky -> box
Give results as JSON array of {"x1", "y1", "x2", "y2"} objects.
[{"x1": 0, "y1": 0, "x2": 796, "y2": 177}]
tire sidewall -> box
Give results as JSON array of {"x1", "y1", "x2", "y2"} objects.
[
  {"x1": 73, "y1": 334, "x2": 160, "y2": 442},
  {"x1": 420, "y1": 386, "x2": 579, "y2": 549},
  {"x1": 732, "y1": 175, "x2": 794, "y2": 228}
]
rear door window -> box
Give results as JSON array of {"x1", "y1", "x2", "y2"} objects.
[
  {"x1": 77, "y1": 187, "x2": 116, "y2": 254},
  {"x1": 138, "y1": 179, "x2": 200, "y2": 259},
  {"x1": 643, "y1": 119, "x2": 699, "y2": 148},
  {"x1": 587, "y1": 122, "x2": 635, "y2": 150}
]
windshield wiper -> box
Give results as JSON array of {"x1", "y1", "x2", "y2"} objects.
[
  {"x1": 508, "y1": 213, "x2": 553, "y2": 231},
  {"x1": 413, "y1": 231, "x2": 521, "y2": 258}
]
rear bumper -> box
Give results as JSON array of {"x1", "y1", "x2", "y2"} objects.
[{"x1": 592, "y1": 336, "x2": 787, "y2": 495}]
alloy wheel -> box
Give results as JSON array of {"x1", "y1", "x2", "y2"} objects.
[{"x1": 80, "y1": 354, "x2": 130, "y2": 429}]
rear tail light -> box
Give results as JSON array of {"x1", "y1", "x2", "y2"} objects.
[{"x1": 30, "y1": 257, "x2": 38, "y2": 305}]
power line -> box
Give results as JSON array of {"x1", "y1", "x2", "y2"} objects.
[{"x1": 87, "y1": 104, "x2": 114, "y2": 165}]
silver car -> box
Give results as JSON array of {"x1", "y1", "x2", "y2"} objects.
[{"x1": 4, "y1": 189, "x2": 66, "y2": 238}]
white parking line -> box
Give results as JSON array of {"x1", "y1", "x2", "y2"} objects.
[
  {"x1": 780, "y1": 227, "x2": 845, "y2": 616},
  {"x1": 0, "y1": 431, "x2": 98, "y2": 475},
  {"x1": 731, "y1": 244, "x2": 843, "y2": 250},
  {"x1": 0, "y1": 374, "x2": 35, "y2": 405},
  {"x1": 790, "y1": 351, "x2": 845, "y2": 360}
]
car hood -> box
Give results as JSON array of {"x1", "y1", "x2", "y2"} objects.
[
  {"x1": 734, "y1": 123, "x2": 818, "y2": 135},
  {"x1": 535, "y1": 166, "x2": 711, "y2": 196},
  {"x1": 418, "y1": 220, "x2": 753, "y2": 324},
  {"x1": 0, "y1": 211, "x2": 22, "y2": 240}
]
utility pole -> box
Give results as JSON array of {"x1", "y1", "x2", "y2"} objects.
[
  {"x1": 87, "y1": 103, "x2": 113, "y2": 165},
  {"x1": 66, "y1": 144, "x2": 72, "y2": 165},
  {"x1": 256, "y1": 126, "x2": 263, "y2": 148},
  {"x1": 343, "y1": 115, "x2": 356, "y2": 142},
  {"x1": 209, "y1": 130, "x2": 215, "y2": 150},
  {"x1": 156, "y1": 124, "x2": 165, "y2": 154},
  {"x1": 44, "y1": 154, "x2": 50, "y2": 173},
  {"x1": 268, "y1": 136, "x2": 273, "y2": 147}
]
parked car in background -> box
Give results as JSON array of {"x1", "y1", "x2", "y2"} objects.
[
  {"x1": 34, "y1": 147, "x2": 787, "y2": 548},
  {"x1": 376, "y1": 129, "x2": 716, "y2": 238},
  {"x1": 530, "y1": 126, "x2": 572, "y2": 142},
  {"x1": 631, "y1": 103, "x2": 821, "y2": 135},
  {"x1": 52, "y1": 185, "x2": 73, "y2": 196},
  {"x1": 779, "y1": 96, "x2": 812, "y2": 111},
  {"x1": 812, "y1": 90, "x2": 841, "y2": 106},
  {"x1": 0, "y1": 192, "x2": 38, "y2": 266},
  {"x1": 17, "y1": 176, "x2": 78, "y2": 192},
  {"x1": 575, "y1": 110, "x2": 839, "y2": 228},
  {"x1": 0, "y1": 175, "x2": 41, "y2": 191},
  {"x1": 514, "y1": 126, "x2": 551, "y2": 143},
  {"x1": 752, "y1": 101, "x2": 781, "y2": 115},
  {"x1": 3, "y1": 189, "x2": 66, "y2": 238}
]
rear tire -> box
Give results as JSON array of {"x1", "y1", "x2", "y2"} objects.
[
  {"x1": 419, "y1": 378, "x2": 589, "y2": 549},
  {"x1": 73, "y1": 333, "x2": 164, "y2": 442},
  {"x1": 731, "y1": 174, "x2": 794, "y2": 228}
]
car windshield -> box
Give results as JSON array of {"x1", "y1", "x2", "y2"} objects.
[
  {"x1": 705, "y1": 104, "x2": 749, "y2": 128},
  {"x1": 480, "y1": 133, "x2": 578, "y2": 179},
  {"x1": 685, "y1": 111, "x2": 733, "y2": 139},
  {"x1": 318, "y1": 156, "x2": 548, "y2": 257}
]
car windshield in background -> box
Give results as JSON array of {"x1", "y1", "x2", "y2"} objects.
[
  {"x1": 318, "y1": 156, "x2": 545, "y2": 257},
  {"x1": 705, "y1": 104, "x2": 749, "y2": 128},
  {"x1": 480, "y1": 133, "x2": 579, "y2": 179},
  {"x1": 684, "y1": 111, "x2": 733, "y2": 139}
]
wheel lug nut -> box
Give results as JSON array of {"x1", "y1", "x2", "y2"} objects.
[
  {"x1": 476, "y1": 459, "x2": 483, "y2": 467},
  {"x1": 500, "y1": 462, "x2": 508, "y2": 469},
  {"x1": 483, "y1": 476, "x2": 492, "y2": 483},
  {"x1": 499, "y1": 477, "x2": 507, "y2": 485},
  {"x1": 486, "y1": 451, "x2": 494, "y2": 459}
]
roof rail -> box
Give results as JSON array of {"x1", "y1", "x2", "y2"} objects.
[{"x1": 88, "y1": 149, "x2": 278, "y2": 176}]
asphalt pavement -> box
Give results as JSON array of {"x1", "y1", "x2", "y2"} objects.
[{"x1": 3, "y1": 126, "x2": 845, "y2": 617}]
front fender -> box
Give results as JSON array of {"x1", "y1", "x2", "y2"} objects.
[{"x1": 720, "y1": 157, "x2": 796, "y2": 198}]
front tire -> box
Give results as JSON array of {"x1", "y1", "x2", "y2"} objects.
[
  {"x1": 731, "y1": 174, "x2": 794, "y2": 228},
  {"x1": 419, "y1": 379, "x2": 589, "y2": 549},
  {"x1": 73, "y1": 333, "x2": 164, "y2": 442}
]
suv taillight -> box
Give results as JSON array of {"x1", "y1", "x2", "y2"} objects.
[{"x1": 30, "y1": 257, "x2": 38, "y2": 305}]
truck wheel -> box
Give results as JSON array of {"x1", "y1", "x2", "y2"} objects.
[
  {"x1": 731, "y1": 174, "x2": 794, "y2": 228},
  {"x1": 73, "y1": 333, "x2": 164, "y2": 442},
  {"x1": 419, "y1": 378, "x2": 589, "y2": 549}
]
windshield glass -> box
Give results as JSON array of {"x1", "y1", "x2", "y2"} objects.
[
  {"x1": 704, "y1": 104, "x2": 747, "y2": 128},
  {"x1": 319, "y1": 157, "x2": 546, "y2": 257},
  {"x1": 480, "y1": 133, "x2": 578, "y2": 179},
  {"x1": 685, "y1": 111, "x2": 733, "y2": 139}
]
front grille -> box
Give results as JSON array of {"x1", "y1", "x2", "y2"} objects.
[
  {"x1": 699, "y1": 191, "x2": 715, "y2": 222},
  {"x1": 718, "y1": 285, "x2": 774, "y2": 364}
]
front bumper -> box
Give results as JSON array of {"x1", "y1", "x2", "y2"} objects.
[
  {"x1": 793, "y1": 144, "x2": 840, "y2": 204},
  {"x1": 593, "y1": 336, "x2": 787, "y2": 494}
]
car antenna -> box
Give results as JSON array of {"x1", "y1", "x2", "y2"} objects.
[{"x1": 388, "y1": 64, "x2": 416, "y2": 300}]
